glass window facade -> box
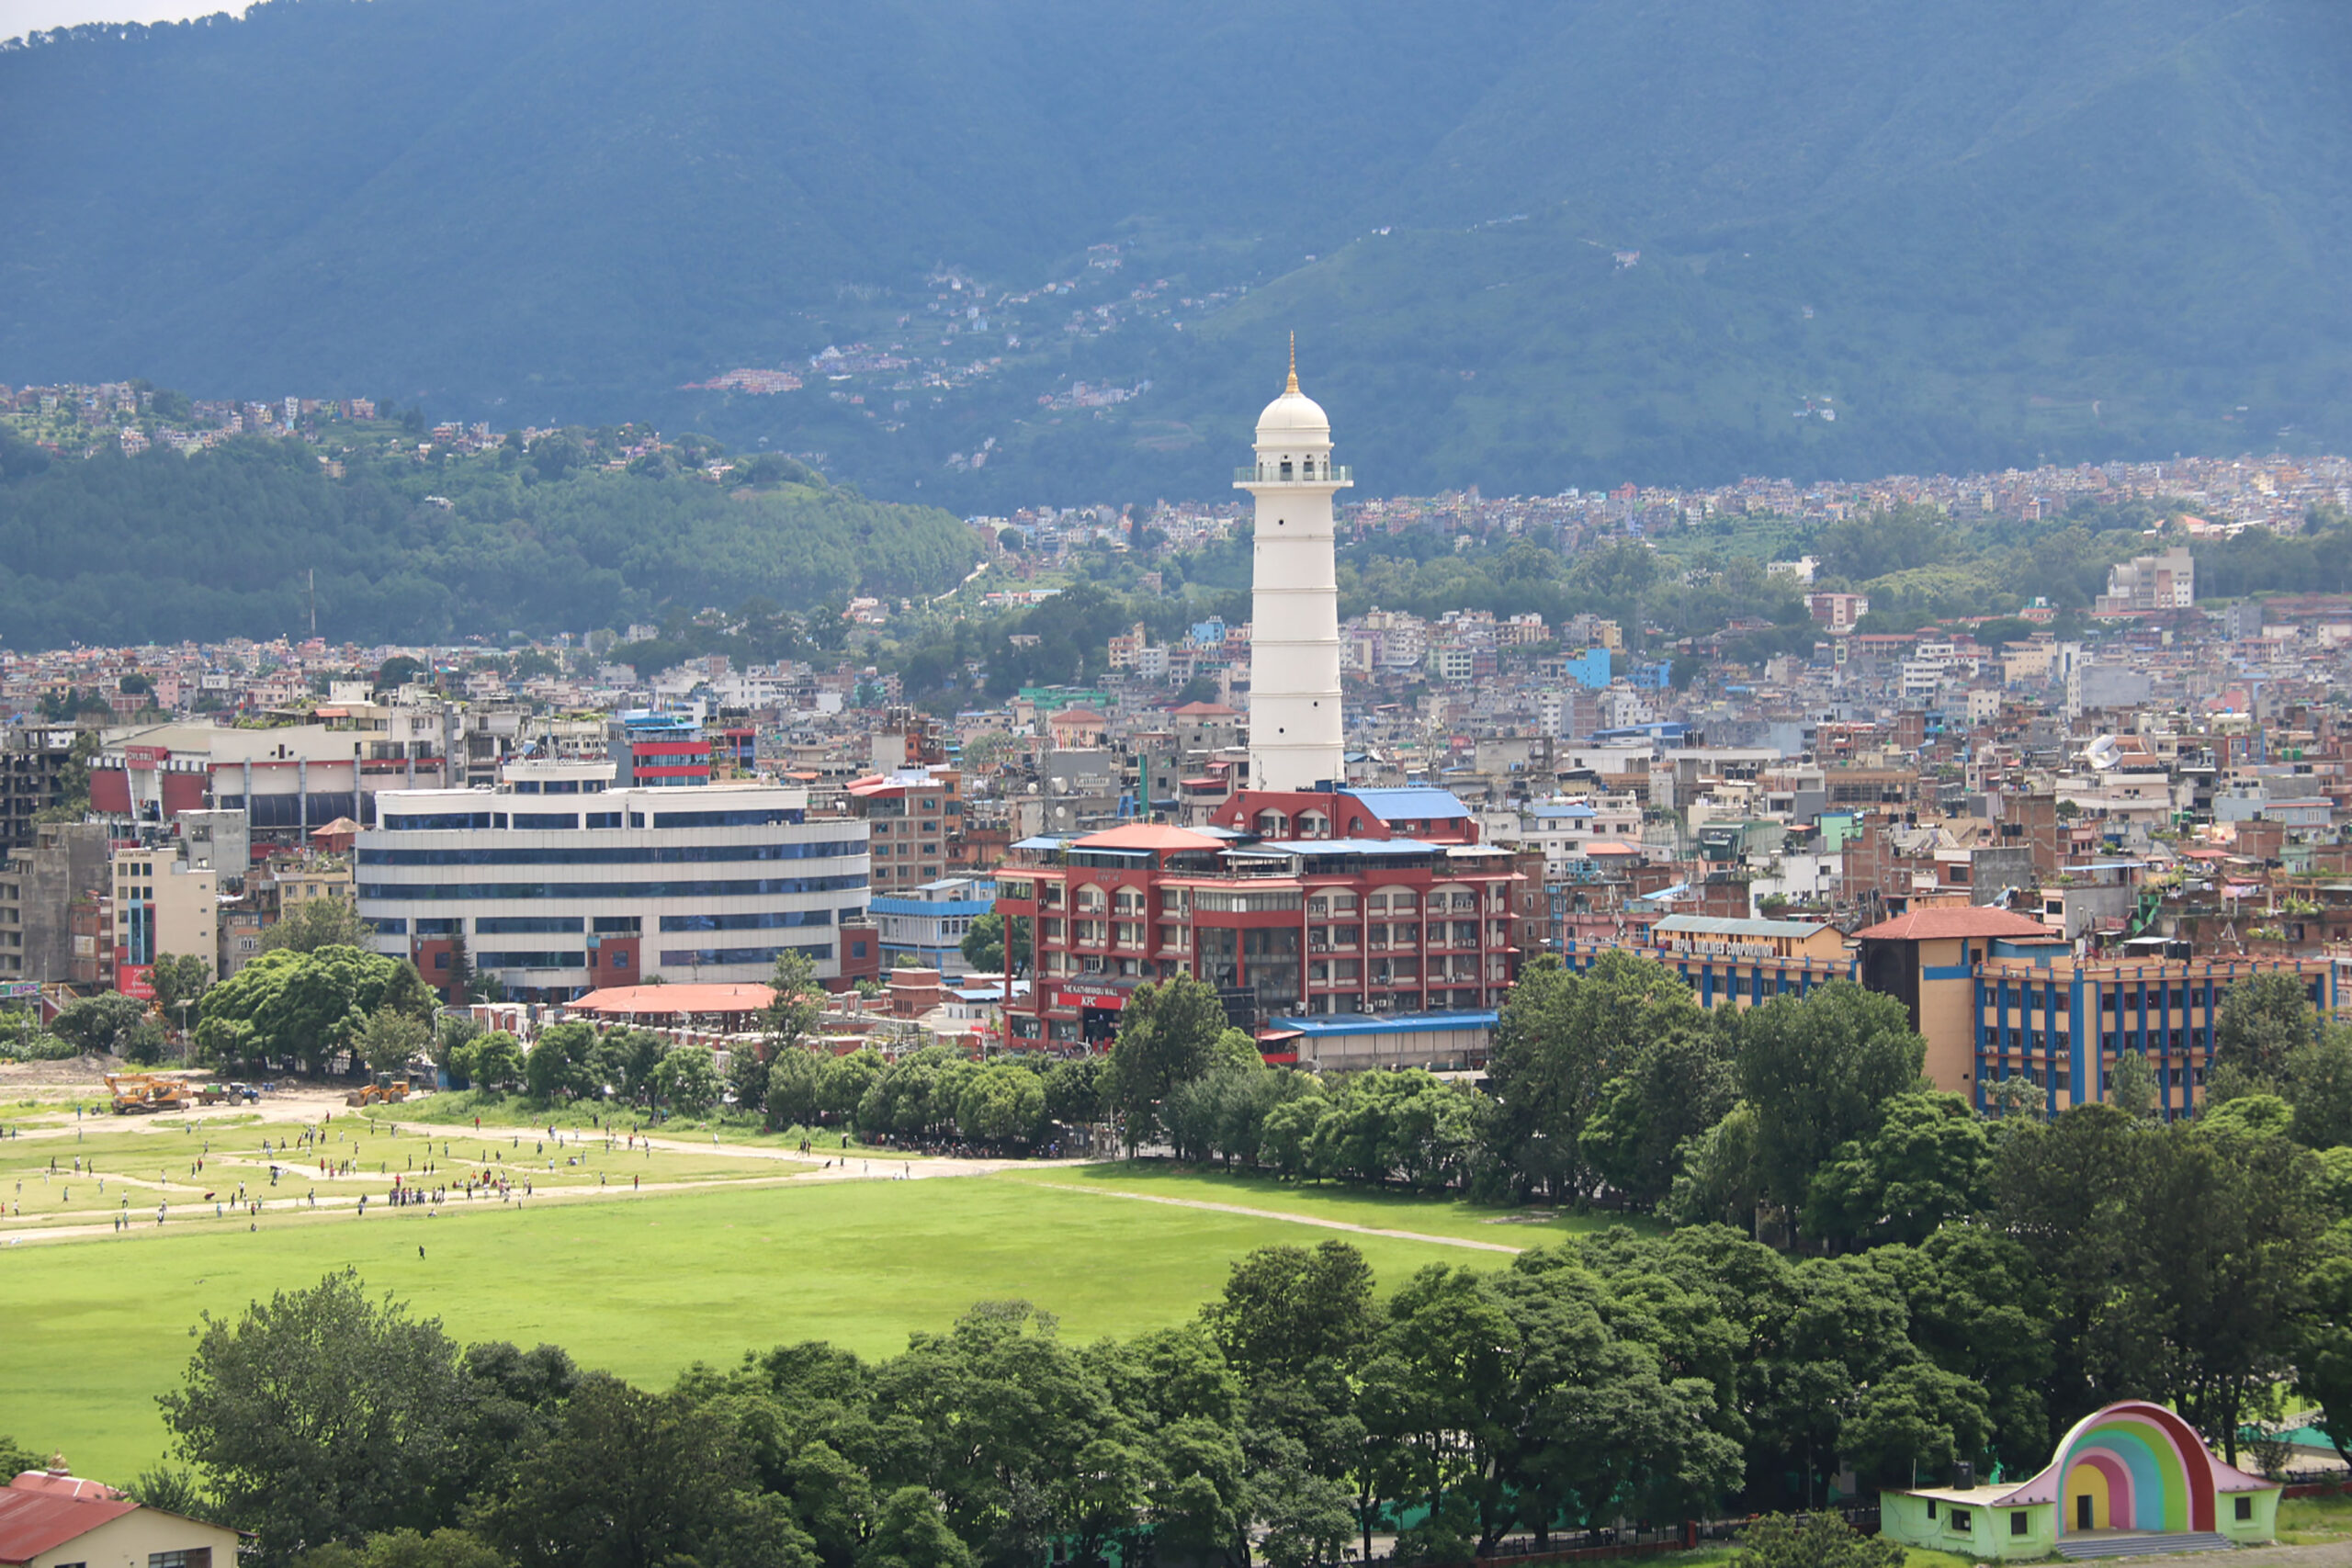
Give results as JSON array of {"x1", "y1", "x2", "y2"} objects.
[
  {"x1": 659, "y1": 909, "x2": 833, "y2": 931},
  {"x1": 659, "y1": 943, "x2": 832, "y2": 967},
  {"x1": 360, "y1": 841, "x2": 864, "y2": 866},
  {"x1": 357, "y1": 874, "x2": 867, "y2": 901}
]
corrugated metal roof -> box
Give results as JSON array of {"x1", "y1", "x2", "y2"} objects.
[
  {"x1": 1654, "y1": 914, "x2": 1835, "y2": 939},
  {"x1": 1253, "y1": 839, "x2": 1439, "y2": 856},
  {"x1": 1341, "y1": 786, "x2": 1472, "y2": 820},
  {"x1": 1283, "y1": 1010, "x2": 1500, "y2": 1037},
  {"x1": 1073, "y1": 823, "x2": 1231, "y2": 852},
  {"x1": 0, "y1": 1484, "x2": 139, "y2": 1562}
]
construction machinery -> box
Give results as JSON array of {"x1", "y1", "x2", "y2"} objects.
[
  {"x1": 105, "y1": 1074, "x2": 191, "y2": 1115},
  {"x1": 344, "y1": 1074, "x2": 413, "y2": 1108}
]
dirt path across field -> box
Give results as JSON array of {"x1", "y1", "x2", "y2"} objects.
[{"x1": 1025, "y1": 1180, "x2": 1526, "y2": 1254}]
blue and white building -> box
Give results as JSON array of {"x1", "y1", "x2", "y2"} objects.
[
  {"x1": 356, "y1": 761, "x2": 870, "y2": 1001},
  {"x1": 868, "y1": 875, "x2": 998, "y2": 973}
]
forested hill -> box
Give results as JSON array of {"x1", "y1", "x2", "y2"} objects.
[
  {"x1": 0, "y1": 429, "x2": 976, "y2": 646},
  {"x1": 2, "y1": 0, "x2": 2347, "y2": 507}
]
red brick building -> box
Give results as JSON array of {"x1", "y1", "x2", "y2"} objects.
[{"x1": 995, "y1": 785, "x2": 1525, "y2": 1047}]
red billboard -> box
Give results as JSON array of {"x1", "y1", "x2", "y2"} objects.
[{"x1": 117, "y1": 963, "x2": 155, "y2": 1000}]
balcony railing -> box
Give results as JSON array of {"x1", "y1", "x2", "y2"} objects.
[{"x1": 1233, "y1": 465, "x2": 1354, "y2": 485}]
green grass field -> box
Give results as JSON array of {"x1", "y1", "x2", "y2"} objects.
[
  {"x1": 0, "y1": 1117, "x2": 812, "y2": 1231},
  {"x1": 0, "y1": 1170, "x2": 1493, "y2": 1483},
  {"x1": 1004, "y1": 1162, "x2": 1657, "y2": 1248},
  {"x1": 2278, "y1": 1488, "x2": 2352, "y2": 1545}
]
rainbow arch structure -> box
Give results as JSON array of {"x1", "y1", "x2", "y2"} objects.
[{"x1": 1999, "y1": 1400, "x2": 2267, "y2": 1534}]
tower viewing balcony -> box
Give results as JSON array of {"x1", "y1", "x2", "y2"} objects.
[{"x1": 1235, "y1": 461, "x2": 1353, "y2": 487}]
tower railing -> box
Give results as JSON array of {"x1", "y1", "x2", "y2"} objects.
[{"x1": 1234, "y1": 464, "x2": 1353, "y2": 485}]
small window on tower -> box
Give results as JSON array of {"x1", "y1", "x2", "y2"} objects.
[{"x1": 1280, "y1": 460, "x2": 1294, "y2": 479}]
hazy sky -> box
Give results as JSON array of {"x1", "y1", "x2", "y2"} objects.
[{"x1": 2, "y1": 0, "x2": 240, "y2": 40}]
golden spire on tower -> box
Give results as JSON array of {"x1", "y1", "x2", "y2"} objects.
[{"x1": 1286, "y1": 332, "x2": 1299, "y2": 394}]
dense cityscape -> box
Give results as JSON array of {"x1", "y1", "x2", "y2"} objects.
[{"x1": 6, "y1": 3, "x2": 2352, "y2": 1565}]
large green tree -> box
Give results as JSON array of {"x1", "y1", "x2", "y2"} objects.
[
  {"x1": 1582, "y1": 1013, "x2": 1738, "y2": 1209},
  {"x1": 1485, "y1": 952, "x2": 1702, "y2": 1201},
  {"x1": 145, "y1": 953, "x2": 212, "y2": 1032},
  {"x1": 957, "y1": 912, "x2": 1030, "y2": 976},
  {"x1": 2135, "y1": 1111, "x2": 2329, "y2": 1461},
  {"x1": 1867, "y1": 1226, "x2": 2054, "y2": 1469},
  {"x1": 1991, "y1": 1103, "x2": 2160, "y2": 1431},
  {"x1": 1200, "y1": 1242, "x2": 1378, "y2": 1388},
  {"x1": 49, "y1": 991, "x2": 150, "y2": 1055},
  {"x1": 1735, "y1": 981, "x2": 1926, "y2": 1232},
  {"x1": 2285, "y1": 1026, "x2": 2352, "y2": 1150},
  {"x1": 262, "y1": 897, "x2": 378, "y2": 954},
  {"x1": 470, "y1": 1374, "x2": 815, "y2": 1568},
  {"x1": 1103, "y1": 976, "x2": 1228, "y2": 1154},
  {"x1": 195, "y1": 946, "x2": 427, "y2": 1076},
  {"x1": 523, "y1": 1021, "x2": 600, "y2": 1102},
  {"x1": 158, "y1": 1271, "x2": 474, "y2": 1567},
  {"x1": 2213, "y1": 971, "x2": 2323, "y2": 1083},
  {"x1": 1803, "y1": 1090, "x2": 1991, "y2": 1247}
]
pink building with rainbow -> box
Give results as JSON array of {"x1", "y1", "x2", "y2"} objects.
[{"x1": 1880, "y1": 1401, "x2": 2280, "y2": 1558}]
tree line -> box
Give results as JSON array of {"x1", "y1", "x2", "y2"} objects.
[
  {"x1": 126, "y1": 1226, "x2": 1953, "y2": 1568},
  {"x1": 1084, "y1": 963, "x2": 2352, "y2": 1477},
  {"x1": 0, "y1": 426, "x2": 976, "y2": 646}
]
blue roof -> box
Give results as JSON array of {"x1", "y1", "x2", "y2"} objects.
[
  {"x1": 1532, "y1": 802, "x2": 1598, "y2": 819},
  {"x1": 870, "y1": 897, "x2": 996, "y2": 917},
  {"x1": 1277, "y1": 1010, "x2": 1500, "y2": 1038},
  {"x1": 1341, "y1": 786, "x2": 1472, "y2": 821}
]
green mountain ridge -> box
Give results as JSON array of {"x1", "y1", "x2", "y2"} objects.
[
  {"x1": 0, "y1": 429, "x2": 977, "y2": 646},
  {"x1": 1, "y1": 0, "x2": 2345, "y2": 509}
]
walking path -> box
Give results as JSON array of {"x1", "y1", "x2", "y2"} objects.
[
  {"x1": 5, "y1": 1089, "x2": 1521, "y2": 1255},
  {"x1": 1026, "y1": 1179, "x2": 1526, "y2": 1254}
]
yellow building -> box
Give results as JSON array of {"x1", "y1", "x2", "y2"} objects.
[
  {"x1": 1565, "y1": 915, "x2": 1858, "y2": 1011},
  {"x1": 1855, "y1": 906, "x2": 2057, "y2": 1093},
  {"x1": 1856, "y1": 905, "x2": 2334, "y2": 1113}
]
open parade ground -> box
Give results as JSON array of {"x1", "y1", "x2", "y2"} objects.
[{"x1": 0, "y1": 1094, "x2": 1566, "y2": 1483}]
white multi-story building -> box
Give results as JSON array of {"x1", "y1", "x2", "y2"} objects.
[
  {"x1": 1482, "y1": 795, "x2": 1646, "y2": 879},
  {"x1": 356, "y1": 761, "x2": 869, "y2": 1001}
]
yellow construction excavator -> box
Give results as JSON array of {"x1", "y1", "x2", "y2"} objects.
[{"x1": 104, "y1": 1073, "x2": 191, "y2": 1115}]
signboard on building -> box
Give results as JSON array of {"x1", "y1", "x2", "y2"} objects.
[
  {"x1": 124, "y1": 745, "x2": 171, "y2": 771},
  {"x1": 118, "y1": 964, "x2": 155, "y2": 1000},
  {"x1": 0, "y1": 982, "x2": 39, "y2": 1000},
  {"x1": 1053, "y1": 988, "x2": 1127, "y2": 1011}
]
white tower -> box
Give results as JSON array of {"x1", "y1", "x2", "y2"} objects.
[{"x1": 1237, "y1": 339, "x2": 1351, "y2": 793}]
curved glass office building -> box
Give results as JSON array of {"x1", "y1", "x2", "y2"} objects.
[{"x1": 357, "y1": 761, "x2": 870, "y2": 1001}]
